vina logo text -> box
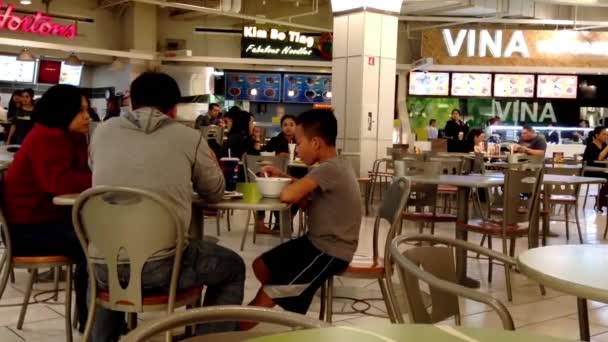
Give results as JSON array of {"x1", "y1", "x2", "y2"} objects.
[
  {"x1": 493, "y1": 100, "x2": 557, "y2": 123},
  {"x1": 442, "y1": 29, "x2": 529, "y2": 58},
  {"x1": 0, "y1": 1, "x2": 77, "y2": 39}
]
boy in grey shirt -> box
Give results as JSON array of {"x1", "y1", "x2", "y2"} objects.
[{"x1": 242, "y1": 109, "x2": 362, "y2": 329}]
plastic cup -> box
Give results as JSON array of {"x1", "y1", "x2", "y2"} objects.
[
  {"x1": 220, "y1": 157, "x2": 240, "y2": 192},
  {"x1": 288, "y1": 143, "x2": 296, "y2": 162}
]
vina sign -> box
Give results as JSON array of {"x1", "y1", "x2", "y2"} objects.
[
  {"x1": 442, "y1": 29, "x2": 529, "y2": 58},
  {"x1": 0, "y1": 1, "x2": 77, "y2": 39}
]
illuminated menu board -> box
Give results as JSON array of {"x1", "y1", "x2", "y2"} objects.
[
  {"x1": 537, "y1": 75, "x2": 578, "y2": 99},
  {"x1": 494, "y1": 74, "x2": 535, "y2": 98},
  {"x1": 0, "y1": 55, "x2": 36, "y2": 83},
  {"x1": 59, "y1": 63, "x2": 83, "y2": 86},
  {"x1": 451, "y1": 73, "x2": 492, "y2": 97},
  {"x1": 408, "y1": 72, "x2": 450, "y2": 96}
]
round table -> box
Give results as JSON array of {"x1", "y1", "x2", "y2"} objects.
[
  {"x1": 518, "y1": 245, "x2": 608, "y2": 341},
  {"x1": 246, "y1": 324, "x2": 570, "y2": 342}
]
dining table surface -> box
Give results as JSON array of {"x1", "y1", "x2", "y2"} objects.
[
  {"x1": 518, "y1": 245, "x2": 608, "y2": 341},
  {"x1": 245, "y1": 324, "x2": 571, "y2": 342}
]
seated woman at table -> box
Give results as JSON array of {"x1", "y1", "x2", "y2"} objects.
[
  {"x1": 465, "y1": 128, "x2": 485, "y2": 153},
  {"x1": 3, "y1": 84, "x2": 92, "y2": 330},
  {"x1": 583, "y1": 126, "x2": 608, "y2": 210},
  {"x1": 220, "y1": 110, "x2": 260, "y2": 159},
  {"x1": 265, "y1": 115, "x2": 296, "y2": 157}
]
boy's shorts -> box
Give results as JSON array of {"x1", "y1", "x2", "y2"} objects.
[{"x1": 261, "y1": 235, "x2": 349, "y2": 314}]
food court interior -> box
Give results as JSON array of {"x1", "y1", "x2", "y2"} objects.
[{"x1": 5, "y1": 0, "x2": 608, "y2": 341}]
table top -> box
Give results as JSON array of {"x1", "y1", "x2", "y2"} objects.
[
  {"x1": 594, "y1": 160, "x2": 608, "y2": 164},
  {"x1": 406, "y1": 174, "x2": 504, "y2": 188},
  {"x1": 518, "y1": 245, "x2": 608, "y2": 303},
  {"x1": 247, "y1": 324, "x2": 570, "y2": 342},
  {"x1": 53, "y1": 193, "x2": 79, "y2": 206},
  {"x1": 488, "y1": 162, "x2": 582, "y2": 169},
  {"x1": 481, "y1": 173, "x2": 605, "y2": 185}
]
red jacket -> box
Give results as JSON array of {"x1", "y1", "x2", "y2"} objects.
[{"x1": 3, "y1": 124, "x2": 92, "y2": 225}]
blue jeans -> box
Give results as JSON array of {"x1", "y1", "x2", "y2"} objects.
[{"x1": 91, "y1": 240, "x2": 245, "y2": 342}]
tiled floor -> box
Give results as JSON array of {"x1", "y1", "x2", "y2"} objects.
[{"x1": 2, "y1": 196, "x2": 608, "y2": 341}]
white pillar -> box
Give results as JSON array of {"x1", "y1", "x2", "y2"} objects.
[{"x1": 332, "y1": 10, "x2": 399, "y2": 176}]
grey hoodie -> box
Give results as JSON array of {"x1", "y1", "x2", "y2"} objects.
[{"x1": 89, "y1": 107, "x2": 225, "y2": 261}]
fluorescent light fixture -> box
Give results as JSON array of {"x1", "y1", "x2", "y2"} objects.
[
  {"x1": 16, "y1": 48, "x2": 35, "y2": 62},
  {"x1": 64, "y1": 53, "x2": 82, "y2": 66},
  {"x1": 330, "y1": 0, "x2": 403, "y2": 13},
  {"x1": 20, "y1": 0, "x2": 32, "y2": 4},
  {"x1": 488, "y1": 125, "x2": 593, "y2": 132}
]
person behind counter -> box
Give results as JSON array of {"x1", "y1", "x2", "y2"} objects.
[
  {"x1": 547, "y1": 123, "x2": 560, "y2": 144},
  {"x1": 196, "y1": 103, "x2": 223, "y2": 128},
  {"x1": 465, "y1": 128, "x2": 485, "y2": 153},
  {"x1": 444, "y1": 109, "x2": 468, "y2": 152},
  {"x1": 583, "y1": 126, "x2": 608, "y2": 210},
  {"x1": 7, "y1": 90, "x2": 22, "y2": 122},
  {"x1": 7, "y1": 88, "x2": 35, "y2": 145},
  {"x1": 426, "y1": 119, "x2": 438, "y2": 140},
  {"x1": 514, "y1": 125, "x2": 547, "y2": 156},
  {"x1": 220, "y1": 110, "x2": 261, "y2": 159}
]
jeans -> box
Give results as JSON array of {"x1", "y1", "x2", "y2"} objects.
[
  {"x1": 10, "y1": 222, "x2": 89, "y2": 329},
  {"x1": 91, "y1": 240, "x2": 245, "y2": 342}
]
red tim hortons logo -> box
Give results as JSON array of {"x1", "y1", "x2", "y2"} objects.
[{"x1": 0, "y1": 1, "x2": 77, "y2": 39}]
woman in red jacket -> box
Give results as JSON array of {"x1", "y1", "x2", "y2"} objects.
[{"x1": 3, "y1": 84, "x2": 92, "y2": 330}]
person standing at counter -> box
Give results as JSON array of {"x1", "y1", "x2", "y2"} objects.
[
  {"x1": 7, "y1": 89, "x2": 35, "y2": 145},
  {"x1": 583, "y1": 127, "x2": 608, "y2": 210},
  {"x1": 547, "y1": 123, "x2": 560, "y2": 144},
  {"x1": 515, "y1": 125, "x2": 547, "y2": 156},
  {"x1": 444, "y1": 109, "x2": 468, "y2": 152},
  {"x1": 426, "y1": 119, "x2": 438, "y2": 140},
  {"x1": 196, "y1": 103, "x2": 223, "y2": 128}
]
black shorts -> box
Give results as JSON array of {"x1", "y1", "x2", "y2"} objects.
[{"x1": 261, "y1": 235, "x2": 349, "y2": 314}]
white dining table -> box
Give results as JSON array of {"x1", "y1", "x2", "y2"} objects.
[{"x1": 518, "y1": 245, "x2": 608, "y2": 341}]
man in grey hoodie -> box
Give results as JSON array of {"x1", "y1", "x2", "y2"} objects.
[{"x1": 89, "y1": 72, "x2": 245, "y2": 341}]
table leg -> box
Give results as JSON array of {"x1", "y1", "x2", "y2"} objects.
[
  {"x1": 190, "y1": 202, "x2": 203, "y2": 240},
  {"x1": 577, "y1": 297, "x2": 590, "y2": 341},
  {"x1": 456, "y1": 187, "x2": 480, "y2": 288},
  {"x1": 279, "y1": 207, "x2": 291, "y2": 243}
]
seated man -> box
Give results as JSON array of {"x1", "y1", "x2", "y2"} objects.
[
  {"x1": 243, "y1": 109, "x2": 362, "y2": 328},
  {"x1": 89, "y1": 72, "x2": 245, "y2": 341},
  {"x1": 515, "y1": 125, "x2": 547, "y2": 156}
]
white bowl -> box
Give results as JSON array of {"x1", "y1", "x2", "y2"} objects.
[{"x1": 256, "y1": 177, "x2": 291, "y2": 198}]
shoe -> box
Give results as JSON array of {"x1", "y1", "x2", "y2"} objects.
[{"x1": 255, "y1": 221, "x2": 274, "y2": 234}]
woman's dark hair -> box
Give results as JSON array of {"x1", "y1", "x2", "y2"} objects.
[
  {"x1": 280, "y1": 114, "x2": 296, "y2": 126},
  {"x1": 33, "y1": 84, "x2": 82, "y2": 129},
  {"x1": 130, "y1": 72, "x2": 181, "y2": 114},
  {"x1": 591, "y1": 126, "x2": 605, "y2": 141},
  {"x1": 467, "y1": 128, "x2": 484, "y2": 141},
  {"x1": 21, "y1": 88, "x2": 34, "y2": 106},
  {"x1": 7, "y1": 90, "x2": 21, "y2": 120},
  {"x1": 429, "y1": 119, "x2": 436, "y2": 126},
  {"x1": 230, "y1": 110, "x2": 252, "y2": 136},
  {"x1": 451, "y1": 109, "x2": 462, "y2": 116},
  {"x1": 82, "y1": 94, "x2": 100, "y2": 122}
]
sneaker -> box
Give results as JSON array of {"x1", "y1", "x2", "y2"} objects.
[{"x1": 255, "y1": 221, "x2": 274, "y2": 234}]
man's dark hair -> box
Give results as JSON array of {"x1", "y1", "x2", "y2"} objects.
[
  {"x1": 281, "y1": 114, "x2": 297, "y2": 126},
  {"x1": 209, "y1": 103, "x2": 220, "y2": 111},
  {"x1": 522, "y1": 124, "x2": 534, "y2": 132},
  {"x1": 296, "y1": 109, "x2": 337, "y2": 146},
  {"x1": 32, "y1": 84, "x2": 82, "y2": 130},
  {"x1": 429, "y1": 119, "x2": 436, "y2": 126},
  {"x1": 130, "y1": 72, "x2": 181, "y2": 114},
  {"x1": 22, "y1": 88, "x2": 34, "y2": 99}
]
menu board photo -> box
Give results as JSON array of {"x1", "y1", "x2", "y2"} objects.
[
  {"x1": 0, "y1": 55, "x2": 36, "y2": 83},
  {"x1": 451, "y1": 73, "x2": 492, "y2": 97},
  {"x1": 408, "y1": 72, "x2": 450, "y2": 96},
  {"x1": 59, "y1": 63, "x2": 83, "y2": 86},
  {"x1": 537, "y1": 75, "x2": 578, "y2": 99},
  {"x1": 282, "y1": 74, "x2": 332, "y2": 104},
  {"x1": 225, "y1": 72, "x2": 281, "y2": 102},
  {"x1": 494, "y1": 74, "x2": 535, "y2": 98}
]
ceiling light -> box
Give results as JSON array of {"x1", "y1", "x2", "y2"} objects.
[
  {"x1": 325, "y1": 91, "x2": 332, "y2": 98},
  {"x1": 288, "y1": 90, "x2": 296, "y2": 97},
  {"x1": 109, "y1": 58, "x2": 124, "y2": 71},
  {"x1": 330, "y1": 0, "x2": 403, "y2": 13},
  {"x1": 249, "y1": 88, "x2": 258, "y2": 96},
  {"x1": 20, "y1": 0, "x2": 32, "y2": 4},
  {"x1": 64, "y1": 53, "x2": 82, "y2": 66},
  {"x1": 16, "y1": 48, "x2": 35, "y2": 62}
]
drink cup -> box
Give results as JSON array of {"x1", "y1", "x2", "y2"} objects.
[
  {"x1": 458, "y1": 131, "x2": 464, "y2": 140},
  {"x1": 288, "y1": 143, "x2": 296, "y2": 162},
  {"x1": 220, "y1": 157, "x2": 240, "y2": 192}
]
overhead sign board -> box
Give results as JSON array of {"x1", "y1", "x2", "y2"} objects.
[
  {"x1": 422, "y1": 29, "x2": 608, "y2": 67},
  {"x1": 241, "y1": 26, "x2": 331, "y2": 61}
]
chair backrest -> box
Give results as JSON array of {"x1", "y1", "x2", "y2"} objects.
[
  {"x1": 243, "y1": 154, "x2": 288, "y2": 182},
  {"x1": 394, "y1": 160, "x2": 441, "y2": 209},
  {"x1": 122, "y1": 306, "x2": 331, "y2": 342},
  {"x1": 544, "y1": 166, "x2": 582, "y2": 196},
  {"x1": 200, "y1": 125, "x2": 224, "y2": 145},
  {"x1": 503, "y1": 168, "x2": 543, "y2": 226},
  {"x1": 428, "y1": 157, "x2": 464, "y2": 175},
  {"x1": 0, "y1": 171, "x2": 12, "y2": 266},
  {"x1": 72, "y1": 186, "x2": 185, "y2": 312},
  {"x1": 389, "y1": 234, "x2": 515, "y2": 330}
]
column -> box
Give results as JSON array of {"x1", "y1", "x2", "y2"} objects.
[{"x1": 332, "y1": 8, "x2": 399, "y2": 176}]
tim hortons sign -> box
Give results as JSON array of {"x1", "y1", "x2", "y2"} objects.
[{"x1": 0, "y1": 1, "x2": 77, "y2": 39}]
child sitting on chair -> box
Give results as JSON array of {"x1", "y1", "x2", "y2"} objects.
[{"x1": 242, "y1": 109, "x2": 362, "y2": 328}]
